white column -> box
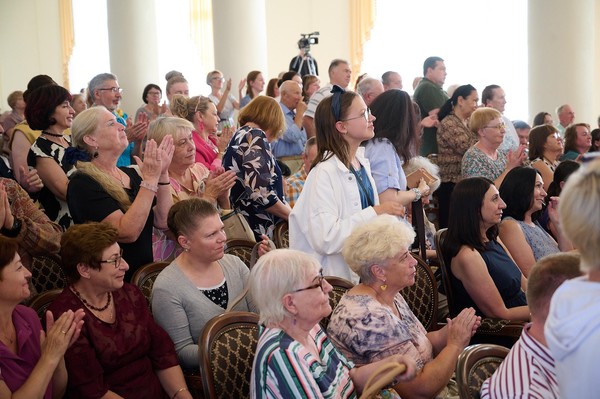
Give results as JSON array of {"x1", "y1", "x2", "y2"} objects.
[
  {"x1": 211, "y1": 0, "x2": 268, "y2": 87},
  {"x1": 528, "y1": 0, "x2": 597, "y2": 125},
  {"x1": 106, "y1": 0, "x2": 159, "y2": 115}
]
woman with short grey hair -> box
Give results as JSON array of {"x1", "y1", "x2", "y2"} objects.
[
  {"x1": 249, "y1": 248, "x2": 416, "y2": 398},
  {"x1": 328, "y1": 215, "x2": 481, "y2": 399}
]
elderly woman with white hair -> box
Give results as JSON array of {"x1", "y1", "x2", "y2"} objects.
[
  {"x1": 249, "y1": 249, "x2": 417, "y2": 398},
  {"x1": 327, "y1": 215, "x2": 481, "y2": 399},
  {"x1": 545, "y1": 159, "x2": 600, "y2": 398}
]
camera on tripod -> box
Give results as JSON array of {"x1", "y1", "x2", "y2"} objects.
[{"x1": 298, "y1": 32, "x2": 320, "y2": 54}]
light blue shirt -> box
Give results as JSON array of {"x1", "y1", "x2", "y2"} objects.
[
  {"x1": 271, "y1": 103, "x2": 307, "y2": 158},
  {"x1": 364, "y1": 138, "x2": 407, "y2": 193},
  {"x1": 113, "y1": 111, "x2": 134, "y2": 167}
]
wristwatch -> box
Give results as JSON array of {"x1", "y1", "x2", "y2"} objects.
[
  {"x1": 411, "y1": 188, "x2": 422, "y2": 202},
  {"x1": 1, "y1": 218, "x2": 22, "y2": 238}
]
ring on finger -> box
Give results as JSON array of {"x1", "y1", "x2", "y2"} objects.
[{"x1": 61, "y1": 330, "x2": 67, "y2": 334}]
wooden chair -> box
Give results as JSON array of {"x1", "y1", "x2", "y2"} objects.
[
  {"x1": 130, "y1": 261, "x2": 169, "y2": 310},
  {"x1": 28, "y1": 289, "x2": 62, "y2": 323},
  {"x1": 30, "y1": 254, "x2": 66, "y2": 295},
  {"x1": 199, "y1": 311, "x2": 260, "y2": 399},
  {"x1": 320, "y1": 276, "x2": 354, "y2": 331},
  {"x1": 273, "y1": 221, "x2": 289, "y2": 248},
  {"x1": 224, "y1": 239, "x2": 256, "y2": 268},
  {"x1": 456, "y1": 344, "x2": 510, "y2": 399},
  {"x1": 400, "y1": 254, "x2": 438, "y2": 331},
  {"x1": 434, "y1": 229, "x2": 524, "y2": 346}
]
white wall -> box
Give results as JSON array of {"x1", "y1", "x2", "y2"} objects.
[{"x1": 0, "y1": 0, "x2": 63, "y2": 111}]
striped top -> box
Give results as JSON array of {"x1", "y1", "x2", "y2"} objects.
[
  {"x1": 480, "y1": 323, "x2": 558, "y2": 399},
  {"x1": 250, "y1": 324, "x2": 356, "y2": 399}
]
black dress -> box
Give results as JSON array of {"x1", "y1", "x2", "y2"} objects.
[{"x1": 67, "y1": 167, "x2": 154, "y2": 280}]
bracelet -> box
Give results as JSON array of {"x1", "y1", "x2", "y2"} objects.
[
  {"x1": 1, "y1": 218, "x2": 22, "y2": 238},
  {"x1": 140, "y1": 181, "x2": 158, "y2": 193},
  {"x1": 171, "y1": 387, "x2": 188, "y2": 399},
  {"x1": 411, "y1": 188, "x2": 421, "y2": 202},
  {"x1": 158, "y1": 181, "x2": 170, "y2": 185}
]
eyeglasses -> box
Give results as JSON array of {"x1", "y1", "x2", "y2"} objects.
[
  {"x1": 212, "y1": 77, "x2": 225, "y2": 82},
  {"x1": 98, "y1": 87, "x2": 123, "y2": 94},
  {"x1": 100, "y1": 249, "x2": 124, "y2": 269},
  {"x1": 147, "y1": 91, "x2": 161, "y2": 96},
  {"x1": 341, "y1": 108, "x2": 371, "y2": 122},
  {"x1": 293, "y1": 269, "x2": 325, "y2": 293},
  {"x1": 484, "y1": 122, "x2": 506, "y2": 130}
]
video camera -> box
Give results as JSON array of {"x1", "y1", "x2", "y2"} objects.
[{"x1": 298, "y1": 32, "x2": 320, "y2": 54}]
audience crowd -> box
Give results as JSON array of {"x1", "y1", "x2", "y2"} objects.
[{"x1": 0, "y1": 53, "x2": 597, "y2": 399}]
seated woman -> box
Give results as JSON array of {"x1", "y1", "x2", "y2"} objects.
[
  {"x1": 364, "y1": 89, "x2": 431, "y2": 212},
  {"x1": 48, "y1": 223, "x2": 193, "y2": 399},
  {"x1": 528, "y1": 124, "x2": 563, "y2": 191},
  {"x1": 499, "y1": 167, "x2": 573, "y2": 277},
  {"x1": 152, "y1": 198, "x2": 255, "y2": 369},
  {"x1": 532, "y1": 111, "x2": 553, "y2": 127},
  {"x1": 249, "y1": 249, "x2": 417, "y2": 398},
  {"x1": 443, "y1": 177, "x2": 530, "y2": 321},
  {"x1": 0, "y1": 237, "x2": 84, "y2": 399},
  {"x1": 223, "y1": 96, "x2": 291, "y2": 240},
  {"x1": 170, "y1": 95, "x2": 233, "y2": 171},
  {"x1": 462, "y1": 107, "x2": 526, "y2": 187},
  {"x1": 146, "y1": 116, "x2": 235, "y2": 261},
  {"x1": 67, "y1": 107, "x2": 173, "y2": 280},
  {"x1": 25, "y1": 84, "x2": 76, "y2": 229},
  {"x1": 539, "y1": 160, "x2": 580, "y2": 239},
  {"x1": 560, "y1": 123, "x2": 592, "y2": 161},
  {"x1": 327, "y1": 215, "x2": 480, "y2": 399}
]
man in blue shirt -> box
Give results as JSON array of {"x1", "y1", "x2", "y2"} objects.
[{"x1": 272, "y1": 80, "x2": 307, "y2": 160}]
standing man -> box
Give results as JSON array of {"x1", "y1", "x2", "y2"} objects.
[
  {"x1": 555, "y1": 104, "x2": 575, "y2": 138},
  {"x1": 302, "y1": 59, "x2": 352, "y2": 138},
  {"x1": 88, "y1": 73, "x2": 148, "y2": 166},
  {"x1": 381, "y1": 71, "x2": 403, "y2": 91},
  {"x1": 413, "y1": 56, "x2": 448, "y2": 156},
  {"x1": 481, "y1": 85, "x2": 520, "y2": 151},
  {"x1": 356, "y1": 77, "x2": 384, "y2": 107},
  {"x1": 272, "y1": 81, "x2": 307, "y2": 171}
]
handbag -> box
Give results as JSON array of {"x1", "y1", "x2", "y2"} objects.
[
  {"x1": 221, "y1": 209, "x2": 256, "y2": 242},
  {"x1": 359, "y1": 362, "x2": 406, "y2": 399}
]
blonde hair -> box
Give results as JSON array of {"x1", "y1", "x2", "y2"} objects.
[
  {"x1": 165, "y1": 71, "x2": 188, "y2": 95},
  {"x1": 559, "y1": 159, "x2": 600, "y2": 272},
  {"x1": 170, "y1": 95, "x2": 211, "y2": 127},
  {"x1": 70, "y1": 107, "x2": 132, "y2": 210},
  {"x1": 238, "y1": 96, "x2": 285, "y2": 140},
  {"x1": 470, "y1": 107, "x2": 502, "y2": 135},
  {"x1": 249, "y1": 249, "x2": 321, "y2": 325},
  {"x1": 342, "y1": 215, "x2": 415, "y2": 284},
  {"x1": 147, "y1": 116, "x2": 194, "y2": 145}
]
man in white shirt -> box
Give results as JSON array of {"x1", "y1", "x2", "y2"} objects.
[
  {"x1": 480, "y1": 253, "x2": 582, "y2": 399},
  {"x1": 302, "y1": 59, "x2": 351, "y2": 138},
  {"x1": 555, "y1": 104, "x2": 575, "y2": 138}
]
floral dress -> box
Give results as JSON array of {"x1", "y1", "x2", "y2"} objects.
[{"x1": 223, "y1": 125, "x2": 286, "y2": 240}]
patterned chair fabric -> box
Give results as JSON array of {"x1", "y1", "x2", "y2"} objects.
[
  {"x1": 30, "y1": 254, "x2": 66, "y2": 295},
  {"x1": 456, "y1": 344, "x2": 510, "y2": 399},
  {"x1": 273, "y1": 221, "x2": 289, "y2": 248},
  {"x1": 400, "y1": 254, "x2": 438, "y2": 331},
  {"x1": 199, "y1": 311, "x2": 260, "y2": 399},
  {"x1": 224, "y1": 239, "x2": 256, "y2": 268},
  {"x1": 434, "y1": 229, "x2": 524, "y2": 345},
  {"x1": 130, "y1": 261, "x2": 169, "y2": 309},
  {"x1": 320, "y1": 276, "x2": 355, "y2": 331},
  {"x1": 28, "y1": 289, "x2": 62, "y2": 323}
]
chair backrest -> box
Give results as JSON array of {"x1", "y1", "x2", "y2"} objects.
[
  {"x1": 224, "y1": 239, "x2": 256, "y2": 268},
  {"x1": 28, "y1": 288, "x2": 62, "y2": 323},
  {"x1": 456, "y1": 344, "x2": 510, "y2": 399},
  {"x1": 131, "y1": 261, "x2": 169, "y2": 308},
  {"x1": 434, "y1": 228, "x2": 457, "y2": 316},
  {"x1": 320, "y1": 276, "x2": 355, "y2": 331},
  {"x1": 30, "y1": 254, "x2": 66, "y2": 294},
  {"x1": 400, "y1": 254, "x2": 438, "y2": 331},
  {"x1": 273, "y1": 221, "x2": 289, "y2": 248},
  {"x1": 199, "y1": 311, "x2": 260, "y2": 399}
]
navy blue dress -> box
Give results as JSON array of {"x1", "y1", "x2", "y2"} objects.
[{"x1": 449, "y1": 240, "x2": 527, "y2": 317}]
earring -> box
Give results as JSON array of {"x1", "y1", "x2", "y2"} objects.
[
  {"x1": 93, "y1": 146, "x2": 99, "y2": 158},
  {"x1": 183, "y1": 247, "x2": 189, "y2": 252},
  {"x1": 380, "y1": 280, "x2": 388, "y2": 291}
]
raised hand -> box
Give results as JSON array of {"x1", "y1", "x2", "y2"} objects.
[
  {"x1": 126, "y1": 114, "x2": 148, "y2": 143},
  {"x1": 446, "y1": 307, "x2": 479, "y2": 349},
  {"x1": 0, "y1": 181, "x2": 14, "y2": 229},
  {"x1": 218, "y1": 126, "x2": 235, "y2": 153}
]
